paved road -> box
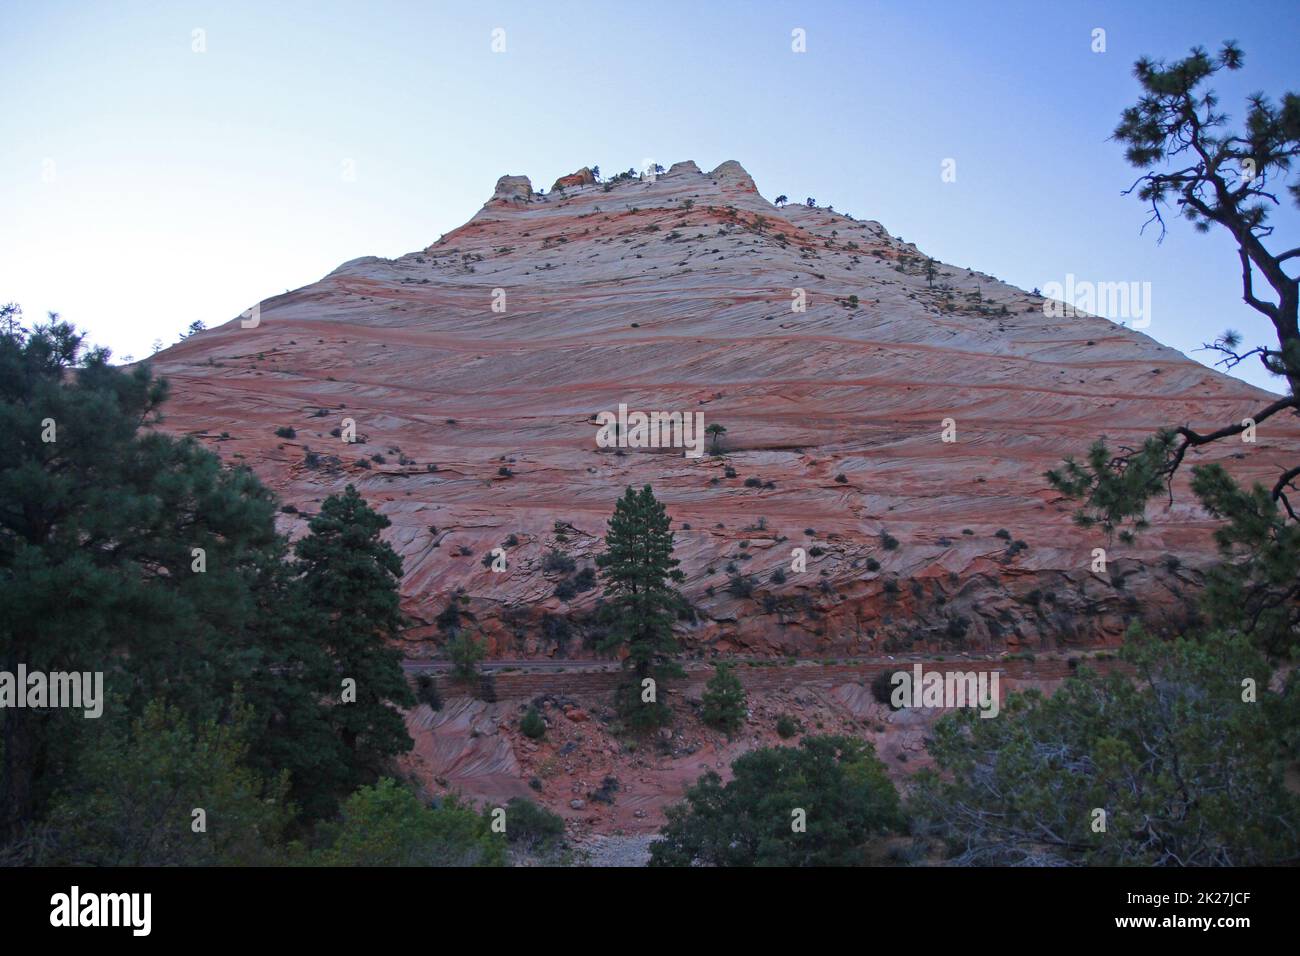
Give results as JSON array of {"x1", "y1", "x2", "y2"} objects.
[{"x1": 401, "y1": 651, "x2": 1028, "y2": 675}]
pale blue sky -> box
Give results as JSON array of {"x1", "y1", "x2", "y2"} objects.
[{"x1": 2, "y1": 0, "x2": 1297, "y2": 388}]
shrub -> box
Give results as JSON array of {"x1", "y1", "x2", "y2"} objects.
[
  {"x1": 866, "y1": 558, "x2": 881, "y2": 572},
  {"x1": 314, "y1": 779, "x2": 504, "y2": 867},
  {"x1": 274, "y1": 426, "x2": 296, "y2": 439},
  {"x1": 520, "y1": 708, "x2": 546, "y2": 739},
  {"x1": 726, "y1": 574, "x2": 755, "y2": 598},
  {"x1": 649, "y1": 736, "x2": 903, "y2": 866},
  {"x1": 995, "y1": 528, "x2": 1011, "y2": 540},
  {"x1": 701, "y1": 663, "x2": 747, "y2": 734},
  {"x1": 776, "y1": 714, "x2": 800, "y2": 739},
  {"x1": 503, "y1": 797, "x2": 565, "y2": 851},
  {"x1": 543, "y1": 550, "x2": 576, "y2": 575},
  {"x1": 446, "y1": 632, "x2": 486, "y2": 682},
  {"x1": 871, "y1": 669, "x2": 904, "y2": 709},
  {"x1": 415, "y1": 673, "x2": 442, "y2": 710}
]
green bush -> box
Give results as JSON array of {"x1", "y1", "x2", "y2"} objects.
[
  {"x1": 520, "y1": 708, "x2": 546, "y2": 739},
  {"x1": 543, "y1": 550, "x2": 576, "y2": 574},
  {"x1": 701, "y1": 663, "x2": 747, "y2": 735},
  {"x1": 776, "y1": 714, "x2": 800, "y2": 739},
  {"x1": 446, "y1": 632, "x2": 486, "y2": 682},
  {"x1": 503, "y1": 797, "x2": 565, "y2": 851},
  {"x1": 314, "y1": 779, "x2": 504, "y2": 867},
  {"x1": 650, "y1": 736, "x2": 903, "y2": 866}
]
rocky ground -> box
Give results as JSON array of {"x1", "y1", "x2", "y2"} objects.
[{"x1": 399, "y1": 668, "x2": 1063, "y2": 864}]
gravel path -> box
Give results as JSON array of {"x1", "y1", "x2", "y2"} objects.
[{"x1": 574, "y1": 833, "x2": 657, "y2": 867}]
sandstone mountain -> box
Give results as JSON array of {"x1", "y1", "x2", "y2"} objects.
[{"x1": 149, "y1": 159, "x2": 1298, "y2": 658}]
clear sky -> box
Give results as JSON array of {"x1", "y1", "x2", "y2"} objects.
[{"x1": 3, "y1": 0, "x2": 1297, "y2": 389}]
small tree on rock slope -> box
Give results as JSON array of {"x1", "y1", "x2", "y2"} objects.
[{"x1": 596, "y1": 485, "x2": 684, "y2": 730}]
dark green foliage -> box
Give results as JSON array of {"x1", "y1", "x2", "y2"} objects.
[
  {"x1": 775, "y1": 714, "x2": 800, "y2": 739},
  {"x1": 446, "y1": 632, "x2": 486, "y2": 682},
  {"x1": 543, "y1": 550, "x2": 576, "y2": 575},
  {"x1": 294, "y1": 485, "x2": 415, "y2": 790},
  {"x1": 34, "y1": 700, "x2": 290, "y2": 866},
  {"x1": 0, "y1": 315, "x2": 446, "y2": 858},
  {"x1": 275, "y1": 426, "x2": 296, "y2": 439},
  {"x1": 1191, "y1": 464, "x2": 1300, "y2": 657},
  {"x1": 871, "y1": 670, "x2": 903, "y2": 709},
  {"x1": 701, "y1": 663, "x2": 747, "y2": 735},
  {"x1": 520, "y1": 708, "x2": 546, "y2": 739},
  {"x1": 596, "y1": 486, "x2": 685, "y2": 730},
  {"x1": 312, "y1": 778, "x2": 504, "y2": 867},
  {"x1": 435, "y1": 595, "x2": 462, "y2": 633},
  {"x1": 0, "y1": 316, "x2": 306, "y2": 832},
  {"x1": 911, "y1": 629, "x2": 1300, "y2": 865},
  {"x1": 1045, "y1": 433, "x2": 1171, "y2": 538},
  {"x1": 415, "y1": 673, "x2": 442, "y2": 711},
  {"x1": 726, "y1": 574, "x2": 754, "y2": 598},
  {"x1": 649, "y1": 736, "x2": 903, "y2": 866},
  {"x1": 502, "y1": 797, "x2": 564, "y2": 851}
]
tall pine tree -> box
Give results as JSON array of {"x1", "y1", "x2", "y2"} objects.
[
  {"x1": 294, "y1": 485, "x2": 415, "y2": 788},
  {"x1": 596, "y1": 485, "x2": 684, "y2": 729}
]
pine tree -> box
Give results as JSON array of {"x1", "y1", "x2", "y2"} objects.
[
  {"x1": 294, "y1": 485, "x2": 415, "y2": 789},
  {"x1": 701, "y1": 663, "x2": 747, "y2": 735},
  {"x1": 596, "y1": 485, "x2": 685, "y2": 729},
  {"x1": 0, "y1": 314, "x2": 300, "y2": 835}
]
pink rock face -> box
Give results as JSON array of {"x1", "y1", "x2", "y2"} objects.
[
  {"x1": 148, "y1": 159, "x2": 1300, "y2": 658},
  {"x1": 550, "y1": 167, "x2": 597, "y2": 192}
]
